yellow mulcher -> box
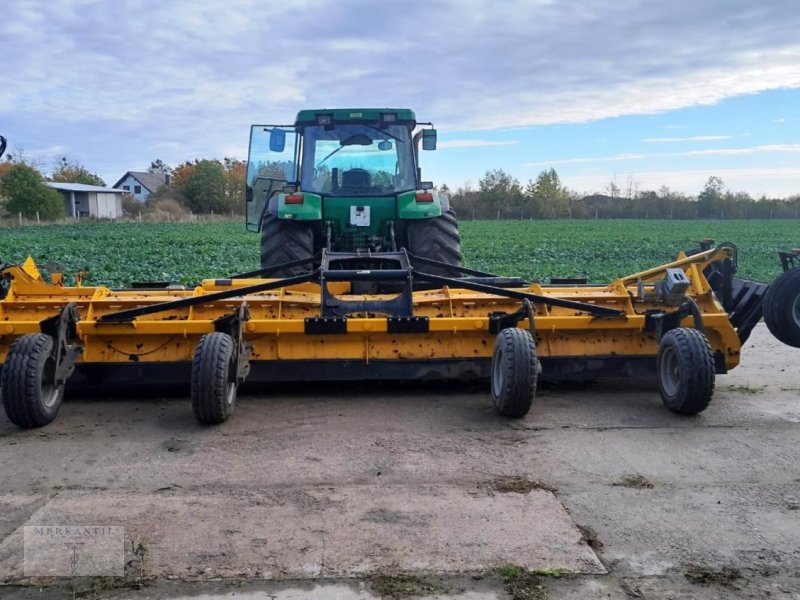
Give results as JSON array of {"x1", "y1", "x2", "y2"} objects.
[{"x1": 1, "y1": 242, "x2": 796, "y2": 429}]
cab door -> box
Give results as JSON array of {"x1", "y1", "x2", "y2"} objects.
[{"x1": 246, "y1": 125, "x2": 298, "y2": 232}]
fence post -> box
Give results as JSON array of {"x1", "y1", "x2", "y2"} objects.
[
  {"x1": 36, "y1": 211, "x2": 40, "y2": 224},
  {"x1": 18, "y1": 212, "x2": 22, "y2": 225}
]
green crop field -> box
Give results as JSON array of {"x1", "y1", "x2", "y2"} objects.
[{"x1": 0, "y1": 220, "x2": 796, "y2": 288}]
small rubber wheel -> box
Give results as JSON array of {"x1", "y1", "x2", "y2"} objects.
[
  {"x1": 1, "y1": 334, "x2": 64, "y2": 429},
  {"x1": 191, "y1": 332, "x2": 237, "y2": 425},
  {"x1": 763, "y1": 267, "x2": 800, "y2": 348},
  {"x1": 491, "y1": 328, "x2": 538, "y2": 418},
  {"x1": 657, "y1": 328, "x2": 715, "y2": 415}
]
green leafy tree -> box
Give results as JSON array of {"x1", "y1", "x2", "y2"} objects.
[
  {"x1": 478, "y1": 169, "x2": 523, "y2": 218},
  {"x1": 223, "y1": 157, "x2": 247, "y2": 215},
  {"x1": 1, "y1": 164, "x2": 64, "y2": 219},
  {"x1": 698, "y1": 176, "x2": 724, "y2": 218},
  {"x1": 51, "y1": 157, "x2": 106, "y2": 186},
  {"x1": 183, "y1": 159, "x2": 227, "y2": 213},
  {"x1": 527, "y1": 168, "x2": 569, "y2": 218}
]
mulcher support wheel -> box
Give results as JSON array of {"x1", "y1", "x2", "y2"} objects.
[
  {"x1": 762, "y1": 267, "x2": 800, "y2": 348},
  {"x1": 490, "y1": 327, "x2": 539, "y2": 418},
  {"x1": 1, "y1": 334, "x2": 65, "y2": 428},
  {"x1": 191, "y1": 332, "x2": 238, "y2": 425},
  {"x1": 657, "y1": 327, "x2": 715, "y2": 415}
]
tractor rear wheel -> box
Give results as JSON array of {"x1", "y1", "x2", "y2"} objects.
[
  {"x1": 406, "y1": 209, "x2": 463, "y2": 277},
  {"x1": 657, "y1": 328, "x2": 715, "y2": 415},
  {"x1": 763, "y1": 267, "x2": 800, "y2": 348},
  {"x1": 191, "y1": 332, "x2": 237, "y2": 425},
  {"x1": 491, "y1": 327, "x2": 538, "y2": 418},
  {"x1": 1, "y1": 334, "x2": 64, "y2": 429},
  {"x1": 260, "y1": 212, "x2": 315, "y2": 277}
]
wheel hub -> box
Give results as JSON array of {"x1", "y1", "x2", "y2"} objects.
[{"x1": 659, "y1": 346, "x2": 680, "y2": 397}]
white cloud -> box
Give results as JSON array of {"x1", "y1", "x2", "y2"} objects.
[
  {"x1": 642, "y1": 136, "x2": 731, "y2": 143},
  {"x1": 438, "y1": 140, "x2": 519, "y2": 149},
  {"x1": 526, "y1": 144, "x2": 800, "y2": 166}
]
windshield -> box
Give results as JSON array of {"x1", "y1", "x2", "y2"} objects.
[{"x1": 300, "y1": 124, "x2": 416, "y2": 196}]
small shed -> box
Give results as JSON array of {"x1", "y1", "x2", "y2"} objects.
[{"x1": 46, "y1": 183, "x2": 125, "y2": 219}]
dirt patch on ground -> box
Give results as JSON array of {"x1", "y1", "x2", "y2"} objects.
[
  {"x1": 368, "y1": 574, "x2": 446, "y2": 598},
  {"x1": 611, "y1": 474, "x2": 654, "y2": 489},
  {"x1": 684, "y1": 564, "x2": 742, "y2": 586},
  {"x1": 487, "y1": 476, "x2": 558, "y2": 494},
  {"x1": 493, "y1": 564, "x2": 548, "y2": 600}
]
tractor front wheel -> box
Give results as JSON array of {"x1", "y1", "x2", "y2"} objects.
[
  {"x1": 1, "y1": 334, "x2": 64, "y2": 429},
  {"x1": 763, "y1": 267, "x2": 800, "y2": 348},
  {"x1": 491, "y1": 328, "x2": 539, "y2": 418},
  {"x1": 406, "y1": 209, "x2": 463, "y2": 277},
  {"x1": 191, "y1": 332, "x2": 238, "y2": 425},
  {"x1": 657, "y1": 328, "x2": 715, "y2": 415},
  {"x1": 260, "y1": 212, "x2": 315, "y2": 277}
]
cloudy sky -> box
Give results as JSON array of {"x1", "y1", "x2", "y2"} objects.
[{"x1": 2, "y1": 0, "x2": 799, "y2": 197}]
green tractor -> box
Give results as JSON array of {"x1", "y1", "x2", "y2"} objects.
[{"x1": 245, "y1": 108, "x2": 462, "y2": 276}]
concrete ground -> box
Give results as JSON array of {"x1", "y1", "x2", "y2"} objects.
[{"x1": 0, "y1": 323, "x2": 798, "y2": 599}]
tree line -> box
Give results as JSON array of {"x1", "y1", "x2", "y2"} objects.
[
  {"x1": 448, "y1": 169, "x2": 800, "y2": 220},
  {"x1": 2, "y1": 146, "x2": 798, "y2": 221}
]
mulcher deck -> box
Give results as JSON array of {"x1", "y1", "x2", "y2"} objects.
[
  {"x1": 1, "y1": 244, "x2": 784, "y2": 428},
  {"x1": 1, "y1": 247, "x2": 742, "y2": 378}
]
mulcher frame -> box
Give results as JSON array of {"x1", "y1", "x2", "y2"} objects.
[{"x1": 1, "y1": 246, "x2": 744, "y2": 390}]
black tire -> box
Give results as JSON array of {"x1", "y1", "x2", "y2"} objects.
[
  {"x1": 1, "y1": 334, "x2": 64, "y2": 428},
  {"x1": 762, "y1": 267, "x2": 800, "y2": 348},
  {"x1": 406, "y1": 209, "x2": 463, "y2": 277},
  {"x1": 260, "y1": 212, "x2": 315, "y2": 277},
  {"x1": 191, "y1": 332, "x2": 237, "y2": 425},
  {"x1": 657, "y1": 328, "x2": 715, "y2": 415},
  {"x1": 491, "y1": 328, "x2": 538, "y2": 418}
]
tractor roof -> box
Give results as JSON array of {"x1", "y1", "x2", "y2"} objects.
[{"x1": 295, "y1": 108, "x2": 416, "y2": 125}]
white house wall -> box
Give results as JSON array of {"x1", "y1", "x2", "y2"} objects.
[{"x1": 116, "y1": 174, "x2": 149, "y2": 202}]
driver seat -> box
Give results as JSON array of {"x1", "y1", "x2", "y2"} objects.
[{"x1": 341, "y1": 168, "x2": 371, "y2": 189}]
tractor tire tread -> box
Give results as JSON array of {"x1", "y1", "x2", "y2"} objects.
[
  {"x1": 260, "y1": 212, "x2": 314, "y2": 277},
  {"x1": 191, "y1": 332, "x2": 235, "y2": 425},
  {"x1": 407, "y1": 209, "x2": 463, "y2": 277},
  {"x1": 762, "y1": 267, "x2": 800, "y2": 348},
  {"x1": 1, "y1": 333, "x2": 61, "y2": 429}
]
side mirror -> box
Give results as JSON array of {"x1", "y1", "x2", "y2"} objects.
[
  {"x1": 377, "y1": 140, "x2": 392, "y2": 151},
  {"x1": 422, "y1": 129, "x2": 437, "y2": 151},
  {"x1": 269, "y1": 128, "x2": 286, "y2": 153}
]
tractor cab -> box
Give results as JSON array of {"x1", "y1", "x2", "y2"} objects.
[{"x1": 245, "y1": 108, "x2": 460, "y2": 277}]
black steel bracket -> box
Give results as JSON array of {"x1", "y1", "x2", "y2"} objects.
[
  {"x1": 387, "y1": 316, "x2": 429, "y2": 334},
  {"x1": 39, "y1": 303, "x2": 83, "y2": 387},
  {"x1": 644, "y1": 299, "x2": 704, "y2": 343},
  {"x1": 213, "y1": 304, "x2": 252, "y2": 384}
]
